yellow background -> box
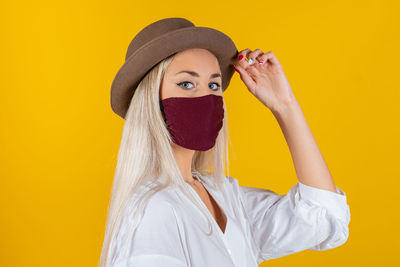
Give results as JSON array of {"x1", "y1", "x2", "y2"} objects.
[{"x1": 1, "y1": 0, "x2": 399, "y2": 266}]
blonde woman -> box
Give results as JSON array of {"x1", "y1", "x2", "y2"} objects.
[{"x1": 99, "y1": 17, "x2": 351, "y2": 267}]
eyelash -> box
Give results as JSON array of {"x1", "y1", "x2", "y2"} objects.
[{"x1": 177, "y1": 81, "x2": 221, "y2": 90}]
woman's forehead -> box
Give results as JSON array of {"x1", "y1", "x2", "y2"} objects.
[{"x1": 167, "y1": 49, "x2": 221, "y2": 76}]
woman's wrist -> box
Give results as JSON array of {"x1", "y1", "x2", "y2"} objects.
[{"x1": 271, "y1": 96, "x2": 301, "y2": 121}]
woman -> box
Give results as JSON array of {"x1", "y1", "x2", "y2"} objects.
[{"x1": 99, "y1": 17, "x2": 351, "y2": 267}]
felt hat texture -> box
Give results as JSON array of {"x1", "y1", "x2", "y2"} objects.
[{"x1": 110, "y1": 17, "x2": 238, "y2": 119}]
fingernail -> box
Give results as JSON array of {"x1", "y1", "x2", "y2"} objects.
[{"x1": 238, "y1": 55, "x2": 243, "y2": 61}]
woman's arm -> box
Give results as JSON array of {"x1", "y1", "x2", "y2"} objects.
[
  {"x1": 272, "y1": 99, "x2": 337, "y2": 193},
  {"x1": 233, "y1": 49, "x2": 337, "y2": 193}
]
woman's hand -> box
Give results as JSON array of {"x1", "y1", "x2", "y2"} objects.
[{"x1": 233, "y1": 49, "x2": 297, "y2": 114}]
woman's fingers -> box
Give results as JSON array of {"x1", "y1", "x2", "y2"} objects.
[
  {"x1": 234, "y1": 48, "x2": 283, "y2": 94},
  {"x1": 233, "y1": 48, "x2": 294, "y2": 110},
  {"x1": 237, "y1": 48, "x2": 264, "y2": 66},
  {"x1": 236, "y1": 48, "x2": 251, "y2": 68},
  {"x1": 236, "y1": 48, "x2": 263, "y2": 80},
  {"x1": 247, "y1": 49, "x2": 265, "y2": 65},
  {"x1": 233, "y1": 64, "x2": 257, "y2": 93},
  {"x1": 256, "y1": 51, "x2": 283, "y2": 71}
]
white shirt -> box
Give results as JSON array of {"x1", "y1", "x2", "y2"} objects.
[{"x1": 110, "y1": 173, "x2": 350, "y2": 267}]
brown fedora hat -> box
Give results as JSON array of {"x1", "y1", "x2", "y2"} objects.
[{"x1": 110, "y1": 17, "x2": 238, "y2": 119}]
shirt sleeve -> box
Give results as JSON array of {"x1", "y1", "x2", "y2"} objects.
[
  {"x1": 234, "y1": 178, "x2": 351, "y2": 263},
  {"x1": 111, "y1": 195, "x2": 189, "y2": 267}
]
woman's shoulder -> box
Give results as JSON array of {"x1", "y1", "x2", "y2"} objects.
[
  {"x1": 126, "y1": 182, "x2": 180, "y2": 211},
  {"x1": 118, "y1": 183, "x2": 182, "y2": 234},
  {"x1": 223, "y1": 175, "x2": 243, "y2": 193},
  {"x1": 225, "y1": 175, "x2": 239, "y2": 185},
  {"x1": 111, "y1": 183, "x2": 187, "y2": 266}
]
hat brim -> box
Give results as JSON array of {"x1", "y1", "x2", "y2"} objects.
[{"x1": 110, "y1": 26, "x2": 238, "y2": 119}]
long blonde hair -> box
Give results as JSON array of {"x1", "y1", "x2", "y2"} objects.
[{"x1": 99, "y1": 51, "x2": 232, "y2": 267}]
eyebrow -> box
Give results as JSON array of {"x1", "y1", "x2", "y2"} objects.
[{"x1": 175, "y1": 70, "x2": 221, "y2": 79}]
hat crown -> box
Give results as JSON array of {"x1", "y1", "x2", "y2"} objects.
[{"x1": 125, "y1": 18, "x2": 195, "y2": 61}]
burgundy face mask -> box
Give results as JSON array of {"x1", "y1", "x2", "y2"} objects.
[{"x1": 159, "y1": 94, "x2": 224, "y2": 151}]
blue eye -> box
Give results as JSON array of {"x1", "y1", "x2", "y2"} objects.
[
  {"x1": 177, "y1": 81, "x2": 221, "y2": 90},
  {"x1": 177, "y1": 81, "x2": 194, "y2": 89},
  {"x1": 209, "y1": 82, "x2": 221, "y2": 91}
]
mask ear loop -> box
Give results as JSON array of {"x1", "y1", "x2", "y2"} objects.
[{"x1": 159, "y1": 100, "x2": 167, "y2": 124}]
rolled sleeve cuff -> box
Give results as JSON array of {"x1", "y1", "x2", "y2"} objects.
[{"x1": 297, "y1": 181, "x2": 350, "y2": 223}]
